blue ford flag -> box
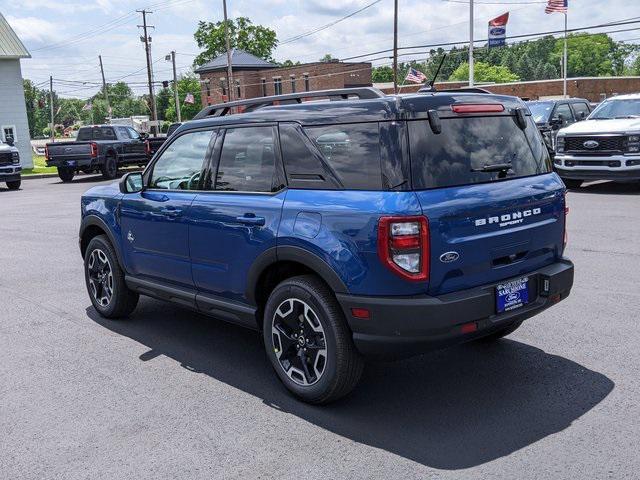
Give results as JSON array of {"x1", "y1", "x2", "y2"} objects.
[{"x1": 488, "y1": 12, "x2": 509, "y2": 48}]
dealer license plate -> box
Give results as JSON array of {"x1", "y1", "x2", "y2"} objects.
[{"x1": 496, "y1": 276, "x2": 529, "y2": 313}]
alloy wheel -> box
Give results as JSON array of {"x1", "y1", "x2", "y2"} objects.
[
  {"x1": 87, "y1": 249, "x2": 114, "y2": 307},
  {"x1": 271, "y1": 298, "x2": 328, "y2": 386}
]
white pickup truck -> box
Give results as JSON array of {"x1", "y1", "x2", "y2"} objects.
[{"x1": 554, "y1": 93, "x2": 640, "y2": 189}]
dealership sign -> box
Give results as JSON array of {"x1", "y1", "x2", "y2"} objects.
[{"x1": 488, "y1": 12, "x2": 509, "y2": 48}]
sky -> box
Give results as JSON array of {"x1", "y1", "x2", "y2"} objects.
[{"x1": 3, "y1": 0, "x2": 640, "y2": 99}]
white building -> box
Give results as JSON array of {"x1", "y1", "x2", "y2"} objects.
[{"x1": 0, "y1": 13, "x2": 32, "y2": 168}]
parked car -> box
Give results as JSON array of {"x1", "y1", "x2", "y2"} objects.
[
  {"x1": 526, "y1": 98, "x2": 592, "y2": 150},
  {"x1": 45, "y1": 125, "x2": 150, "y2": 182},
  {"x1": 554, "y1": 93, "x2": 640, "y2": 188},
  {"x1": 145, "y1": 122, "x2": 182, "y2": 159},
  {"x1": 0, "y1": 136, "x2": 21, "y2": 190},
  {"x1": 79, "y1": 87, "x2": 574, "y2": 404}
]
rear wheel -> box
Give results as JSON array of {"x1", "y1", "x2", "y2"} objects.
[
  {"x1": 562, "y1": 178, "x2": 582, "y2": 189},
  {"x1": 101, "y1": 154, "x2": 118, "y2": 180},
  {"x1": 476, "y1": 321, "x2": 522, "y2": 343},
  {"x1": 84, "y1": 235, "x2": 138, "y2": 318},
  {"x1": 58, "y1": 167, "x2": 74, "y2": 182},
  {"x1": 263, "y1": 275, "x2": 364, "y2": 404},
  {"x1": 6, "y1": 179, "x2": 21, "y2": 190}
]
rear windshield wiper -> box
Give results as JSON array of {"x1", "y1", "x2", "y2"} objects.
[{"x1": 470, "y1": 162, "x2": 513, "y2": 173}]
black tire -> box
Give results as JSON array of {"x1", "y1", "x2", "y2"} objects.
[
  {"x1": 58, "y1": 167, "x2": 74, "y2": 182},
  {"x1": 6, "y1": 179, "x2": 21, "y2": 190},
  {"x1": 101, "y1": 154, "x2": 118, "y2": 180},
  {"x1": 476, "y1": 321, "x2": 522, "y2": 343},
  {"x1": 263, "y1": 275, "x2": 364, "y2": 404},
  {"x1": 84, "y1": 235, "x2": 138, "y2": 319},
  {"x1": 562, "y1": 178, "x2": 582, "y2": 189}
]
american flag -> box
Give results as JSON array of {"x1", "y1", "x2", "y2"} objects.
[
  {"x1": 184, "y1": 93, "x2": 195, "y2": 104},
  {"x1": 405, "y1": 67, "x2": 427, "y2": 84},
  {"x1": 545, "y1": 0, "x2": 567, "y2": 14}
]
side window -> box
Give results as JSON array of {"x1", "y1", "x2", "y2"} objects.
[
  {"x1": 77, "y1": 128, "x2": 91, "y2": 141},
  {"x1": 127, "y1": 127, "x2": 140, "y2": 139},
  {"x1": 150, "y1": 130, "x2": 214, "y2": 190},
  {"x1": 279, "y1": 124, "x2": 340, "y2": 189},
  {"x1": 116, "y1": 127, "x2": 130, "y2": 139},
  {"x1": 99, "y1": 127, "x2": 116, "y2": 140},
  {"x1": 215, "y1": 126, "x2": 279, "y2": 192},
  {"x1": 572, "y1": 102, "x2": 590, "y2": 121},
  {"x1": 304, "y1": 123, "x2": 383, "y2": 190},
  {"x1": 552, "y1": 104, "x2": 574, "y2": 127}
]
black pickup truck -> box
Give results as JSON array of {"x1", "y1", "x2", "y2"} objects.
[
  {"x1": 45, "y1": 125, "x2": 150, "y2": 182},
  {"x1": 144, "y1": 122, "x2": 182, "y2": 158}
]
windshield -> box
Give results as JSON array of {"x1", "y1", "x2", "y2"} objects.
[
  {"x1": 409, "y1": 116, "x2": 551, "y2": 190},
  {"x1": 589, "y1": 99, "x2": 640, "y2": 119},
  {"x1": 526, "y1": 102, "x2": 554, "y2": 123}
]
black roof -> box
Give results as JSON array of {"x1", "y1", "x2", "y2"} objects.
[
  {"x1": 174, "y1": 88, "x2": 526, "y2": 136},
  {"x1": 194, "y1": 49, "x2": 277, "y2": 74}
]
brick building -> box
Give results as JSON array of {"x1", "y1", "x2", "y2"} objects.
[
  {"x1": 376, "y1": 76, "x2": 640, "y2": 102},
  {"x1": 194, "y1": 49, "x2": 372, "y2": 107}
]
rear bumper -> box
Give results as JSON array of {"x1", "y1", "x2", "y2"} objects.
[
  {"x1": 46, "y1": 158, "x2": 97, "y2": 168},
  {"x1": 337, "y1": 259, "x2": 574, "y2": 359}
]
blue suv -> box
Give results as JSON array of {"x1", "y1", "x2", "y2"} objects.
[{"x1": 80, "y1": 87, "x2": 574, "y2": 403}]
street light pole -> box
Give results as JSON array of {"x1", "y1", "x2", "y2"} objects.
[
  {"x1": 393, "y1": 0, "x2": 398, "y2": 94},
  {"x1": 469, "y1": 0, "x2": 474, "y2": 87},
  {"x1": 170, "y1": 51, "x2": 182, "y2": 122},
  {"x1": 49, "y1": 75, "x2": 55, "y2": 143}
]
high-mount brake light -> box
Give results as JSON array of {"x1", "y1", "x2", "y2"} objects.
[
  {"x1": 452, "y1": 103, "x2": 505, "y2": 113},
  {"x1": 378, "y1": 216, "x2": 429, "y2": 282},
  {"x1": 90, "y1": 142, "x2": 98, "y2": 158}
]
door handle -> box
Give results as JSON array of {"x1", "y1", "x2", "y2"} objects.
[
  {"x1": 236, "y1": 214, "x2": 265, "y2": 226},
  {"x1": 161, "y1": 206, "x2": 182, "y2": 218}
]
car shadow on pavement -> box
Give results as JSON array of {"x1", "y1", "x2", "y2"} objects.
[
  {"x1": 572, "y1": 181, "x2": 640, "y2": 195},
  {"x1": 87, "y1": 299, "x2": 614, "y2": 470}
]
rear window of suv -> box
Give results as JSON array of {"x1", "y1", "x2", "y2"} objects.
[
  {"x1": 77, "y1": 127, "x2": 116, "y2": 141},
  {"x1": 408, "y1": 115, "x2": 551, "y2": 190}
]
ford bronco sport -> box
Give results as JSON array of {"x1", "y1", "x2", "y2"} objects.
[{"x1": 79, "y1": 87, "x2": 574, "y2": 404}]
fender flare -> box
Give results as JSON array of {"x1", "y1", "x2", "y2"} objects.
[
  {"x1": 79, "y1": 215, "x2": 125, "y2": 269},
  {"x1": 245, "y1": 245, "x2": 348, "y2": 306}
]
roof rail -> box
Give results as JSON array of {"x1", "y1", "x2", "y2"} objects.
[
  {"x1": 419, "y1": 86, "x2": 493, "y2": 94},
  {"x1": 192, "y1": 87, "x2": 385, "y2": 120}
]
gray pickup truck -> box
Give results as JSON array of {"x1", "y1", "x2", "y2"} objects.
[{"x1": 45, "y1": 125, "x2": 149, "y2": 182}]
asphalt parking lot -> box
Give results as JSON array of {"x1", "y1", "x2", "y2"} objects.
[{"x1": 1, "y1": 175, "x2": 639, "y2": 479}]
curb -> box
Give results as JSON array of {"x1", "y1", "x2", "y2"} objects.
[{"x1": 22, "y1": 173, "x2": 59, "y2": 180}]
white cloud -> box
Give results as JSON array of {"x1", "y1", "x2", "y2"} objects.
[{"x1": 5, "y1": 15, "x2": 60, "y2": 43}]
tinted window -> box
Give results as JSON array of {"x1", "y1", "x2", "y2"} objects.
[
  {"x1": 552, "y1": 104, "x2": 574, "y2": 127},
  {"x1": 571, "y1": 102, "x2": 590, "y2": 120},
  {"x1": 150, "y1": 130, "x2": 213, "y2": 190},
  {"x1": 76, "y1": 127, "x2": 115, "y2": 141},
  {"x1": 409, "y1": 116, "x2": 551, "y2": 190},
  {"x1": 127, "y1": 127, "x2": 140, "y2": 139},
  {"x1": 280, "y1": 124, "x2": 340, "y2": 189},
  {"x1": 589, "y1": 98, "x2": 640, "y2": 119},
  {"x1": 527, "y1": 102, "x2": 554, "y2": 123},
  {"x1": 215, "y1": 127, "x2": 279, "y2": 192},
  {"x1": 304, "y1": 123, "x2": 382, "y2": 190},
  {"x1": 116, "y1": 127, "x2": 130, "y2": 139}
]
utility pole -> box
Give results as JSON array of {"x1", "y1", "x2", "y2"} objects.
[
  {"x1": 49, "y1": 75, "x2": 55, "y2": 143},
  {"x1": 563, "y1": 12, "x2": 568, "y2": 98},
  {"x1": 469, "y1": 0, "x2": 474, "y2": 87},
  {"x1": 392, "y1": 0, "x2": 398, "y2": 94},
  {"x1": 169, "y1": 51, "x2": 182, "y2": 122},
  {"x1": 98, "y1": 55, "x2": 111, "y2": 122},
  {"x1": 138, "y1": 9, "x2": 159, "y2": 136},
  {"x1": 222, "y1": 0, "x2": 235, "y2": 102}
]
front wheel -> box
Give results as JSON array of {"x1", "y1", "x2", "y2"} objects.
[
  {"x1": 101, "y1": 155, "x2": 118, "y2": 180},
  {"x1": 84, "y1": 235, "x2": 138, "y2": 318},
  {"x1": 562, "y1": 178, "x2": 582, "y2": 189},
  {"x1": 6, "y1": 179, "x2": 21, "y2": 190},
  {"x1": 58, "y1": 167, "x2": 74, "y2": 182},
  {"x1": 263, "y1": 275, "x2": 364, "y2": 404}
]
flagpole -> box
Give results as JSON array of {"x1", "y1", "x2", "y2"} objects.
[
  {"x1": 469, "y1": 0, "x2": 474, "y2": 87},
  {"x1": 563, "y1": 11, "x2": 568, "y2": 98}
]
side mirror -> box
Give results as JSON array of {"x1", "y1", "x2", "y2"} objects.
[
  {"x1": 5, "y1": 136, "x2": 14, "y2": 146},
  {"x1": 550, "y1": 118, "x2": 562, "y2": 130},
  {"x1": 579, "y1": 111, "x2": 586, "y2": 120},
  {"x1": 119, "y1": 171, "x2": 143, "y2": 194},
  {"x1": 139, "y1": 132, "x2": 149, "y2": 140}
]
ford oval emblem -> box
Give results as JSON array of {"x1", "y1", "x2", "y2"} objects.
[
  {"x1": 583, "y1": 140, "x2": 599, "y2": 149},
  {"x1": 439, "y1": 251, "x2": 460, "y2": 263},
  {"x1": 506, "y1": 292, "x2": 521, "y2": 302}
]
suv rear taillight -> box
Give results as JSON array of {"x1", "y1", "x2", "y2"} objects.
[
  {"x1": 90, "y1": 142, "x2": 98, "y2": 157},
  {"x1": 44, "y1": 145, "x2": 49, "y2": 160},
  {"x1": 378, "y1": 216, "x2": 429, "y2": 282}
]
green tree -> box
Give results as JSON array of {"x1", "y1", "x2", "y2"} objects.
[
  {"x1": 155, "y1": 87, "x2": 172, "y2": 120},
  {"x1": 449, "y1": 61, "x2": 519, "y2": 83},
  {"x1": 515, "y1": 52, "x2": 536, "y2": 80},
  {"x1": 552, "y1": 33, "x2": 615, "y2": 77},
  {"x1": 193, "y1": 17, "x2": 277, "y2": 67},
  {"x1": 372, "y1": 65, "x2": 393, "y2": 82},
  {"x1": 319, "y1": 53, "x2": 337, "y2": 62},
  {"x1": 165, "y1": 75, "x2": 202, "y2": 122}
]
